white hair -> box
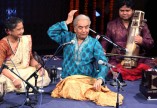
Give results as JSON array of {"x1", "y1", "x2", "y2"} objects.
[{"x1": 73, "y1": 14, "x2": 91, "y2": 27}]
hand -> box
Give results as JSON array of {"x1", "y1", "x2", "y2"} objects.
[
  {"x1": 103, "y1": 48, "x2": 106, "y2": 54},
  {"x1": 134, "y1": 35, "x2": 143, "y2": 45},
  {"x1": 12, "y1": 79, "x2": 22, "y2": 89},
  {"x1": 93, "y1": 79, "x2": 103, "y2": 91},
  {"x1": 39, "y1": 68, "x2": 45, "y2": 76},
  {"x1": 65, "y1": 10, "x2": 78, "y2": 25}
]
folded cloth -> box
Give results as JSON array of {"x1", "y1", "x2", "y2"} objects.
[{"x1": 51, "y1": 75, "x2": 124, "y2": 107}]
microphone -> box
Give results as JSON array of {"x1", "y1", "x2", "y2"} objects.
[
  {"x1": 98, "y1": 60, "x2": 115, "y2": 68},
  {"x1": 125, "y1": 48, "x2": 129, "y2": 53},
  {"x1": 62, "y1": 40, "x2": 75, "y2": 46},
  {"x1": 89, "y1": 28, "x2": 97, "y2": 34},
  {"x1": 118, "y1": 46, "x2": 128, "y2": 53},
  {"x1": 96, "y1": 35, "x2": 101, "y2": 40},
  {"x1": 90, "y1": 28, "x2": 128, "y2": 53},
  {"x1": 89, "y1": 28, "x2": 101, "y2": 40}
]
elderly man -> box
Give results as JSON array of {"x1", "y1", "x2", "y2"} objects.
[{"x1": 47, "y1": 10, "x2": 124, "y2": 107}]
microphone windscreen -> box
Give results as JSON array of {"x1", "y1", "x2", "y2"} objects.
[
  {"x1": 98, "y1": 60, "x2": 103, "y2": 65},
  {"x1": 71, "y1": 40, "x2": 75, "y2": 44}
]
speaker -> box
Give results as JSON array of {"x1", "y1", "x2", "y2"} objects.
[
  {"x1": 151, "y1": 75, "x2": 157, "y2": 89},
  {"x1": 141, "y1": 71, "x2": 157, "y2": 89}
]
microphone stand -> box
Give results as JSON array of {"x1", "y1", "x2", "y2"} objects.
[
  {"x1": 90, "y1": 29, "x2": 126, "y2": 107},
  {"x1": 25, "y1": 66, "x2": 42, "y2": 89},
  {"x1": 12, "y1": 41, "x2": 71, "y2": 107},
  {"x1": 24, "y1": 43, "x2": 64, "y2": 92},
  {"x1": 2, "y1": 42, "x2": 67, "y2": 107},
  {"x1": 42, "y1": 44, "x2": 64, "y2": 83},
  {"x1": 26, "y1": 43, "x2": 64, "y2": 87},
  {"x1": 109, "y1": 68, "x2": 124, "y2": 108},
  {"x1": 25, "y1": 66, "x2": 42, "y2": 105},
  {"x1": 26, "y1": 42, "x2": 63, "y2": 89},
  {"x1": 101, "y1": 35, "x2": 127, "y2": 53},
  {"x1": 3, "y1": 64, "x2": 39, "y2": 108},
  {"x1": 115, "y1": 73, "x2": 123, "y2": 108},
  {"x1": 89, "y1": 28, "x2": 127, "y2": 53}
]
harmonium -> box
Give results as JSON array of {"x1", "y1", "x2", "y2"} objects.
[{"x1": 139, "y1": 70, "x2": 157, "y2": 100}]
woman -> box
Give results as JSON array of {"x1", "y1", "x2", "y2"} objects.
[{"x1": 0, "y1": 17, "x2": 50, "y2": 92}]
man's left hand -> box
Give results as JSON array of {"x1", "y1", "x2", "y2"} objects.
[{"x1": 134, "y1": 35, "x2": 143, "y2": 45}]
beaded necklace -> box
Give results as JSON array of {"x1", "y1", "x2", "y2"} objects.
[{"x1": 7, "y1": 38, "x2": 20, "y2": 55}]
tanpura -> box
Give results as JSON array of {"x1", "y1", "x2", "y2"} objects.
[{"x1": 121, "y1": 10, "x2": 146, "y2": 68}]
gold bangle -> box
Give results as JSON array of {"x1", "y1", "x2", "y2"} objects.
[{"x1": 35, "y1": 63, "x2": 41, "y2": 69}]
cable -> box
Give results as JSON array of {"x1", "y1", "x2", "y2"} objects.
[
  {"x1": 5, "y1": 58, "x2": 27, "y2": 108},
  {"x1": 34, "y1": 44, "x2": 64, "y2": 108},
  {"x1": 35, "y1": 45, "x2": 63, "y2": 108},
  {"x1": 9, "y1": 59, "x2": 27, "y2": 91},
  {"x1": 44, "y1": 44, "x2": 63, "y2": 66},
  {"x1": 32, "y1": 44, "x2": 66, "y2": 108}
]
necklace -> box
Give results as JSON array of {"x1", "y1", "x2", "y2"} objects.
[{"x1": 7, "y1": 38, "x2": 20, "y2": 55}]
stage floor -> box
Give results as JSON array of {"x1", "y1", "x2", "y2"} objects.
[
  {"x1": 0, "y1": 79, "x2": 157, "y2": 108},
  {"x1": 1, "y1": 58, "x2": 157, "y2": 108}
]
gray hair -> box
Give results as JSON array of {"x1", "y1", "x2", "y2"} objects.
[{"x1": 73, "y1": 14, "x2": 91, "y2": 27}]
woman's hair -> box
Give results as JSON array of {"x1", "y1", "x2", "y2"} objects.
[
  {"x1": 73, "y1": 14, "x2": 91, "y2": 27},
  {"x1": 4, "y1": 17, "x2": 23, "y2": 30},
  {"x1": 117, "y1": 0, "x2": 135, "y2": 10}
]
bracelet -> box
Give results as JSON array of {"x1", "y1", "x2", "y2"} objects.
[
  {"x1": 12, "y1": 79, "x2": 17, "y2": 83},
  {"x1": 35, "y1": 63, "x2": 41, "y2": 69}
]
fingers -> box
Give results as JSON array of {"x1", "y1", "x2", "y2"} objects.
[
  {"x1": 68, "y1": 10, "x2": 78, "y2": 16},
  {"x1": 93, "y1": 80, "x2": 102, "y2": 91},
  {"x1": 134, "y1": 35, "x2": 143, "y2": 44},
  {"x1": 15, "y1": 84, "x2": 22, "y2": 89},
  {"x1": 66, "y1": 10, "x2": 78, "y2": 25},
  {"x1": 13, "y1": 79, "x2": 22, "y2": 89},
  {"x1": 94, "y1": 83, "x2": 101, "y2": 90}
]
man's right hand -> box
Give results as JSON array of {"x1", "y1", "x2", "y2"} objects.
[{"x1": 65, "y1": 10, "x2": 78, "y2": 25}]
